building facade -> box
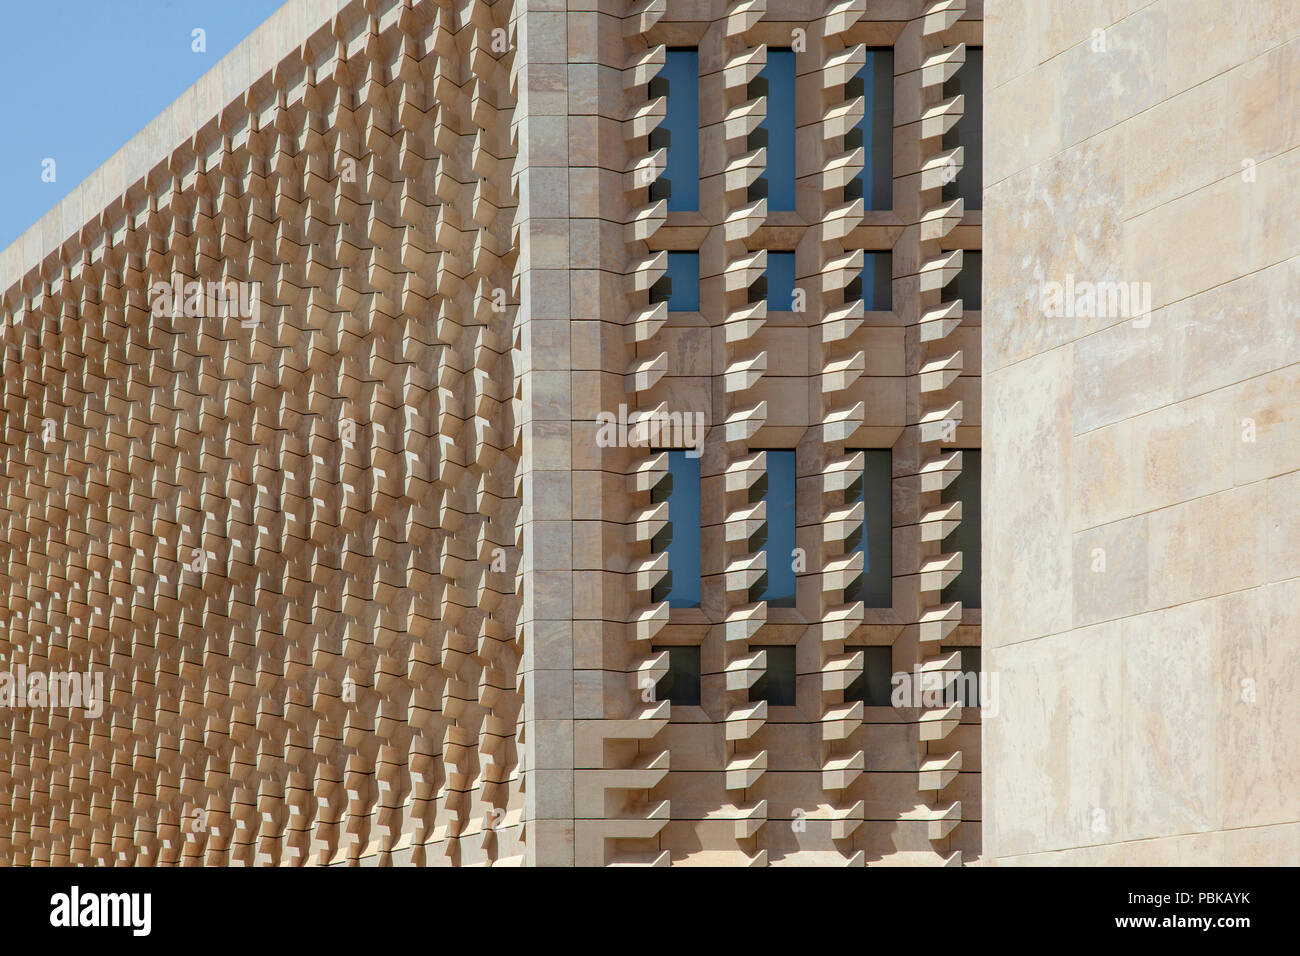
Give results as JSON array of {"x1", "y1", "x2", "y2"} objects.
[{"x1": 0, "y1": 0, "x2": 983, "y2": 866}]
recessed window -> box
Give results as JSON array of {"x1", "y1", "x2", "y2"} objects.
[
  {"x1": 750, "y1": 450, "x2": 797, "y2": 608},
  {"x1": 765, "y1": 251, "x2": 796, "y2": 311},
  {"x1": 651, "y1": 48, "x2": 699, "y2": 212},
  {"x1": 942, "y1": 250, "x2": 980, "y2": 311},
  {"x1": 845, "y1": 47, "x2": 893, "y2": 210},
  {"x1": 653, "y1": 645, "x2": 702, "y2": 705},
  {"x1": 651, "y1": 450, "x2": 701, "y2": 607},
  {"x1": 942, "y1": 47, "x2": 982, "y2": 211},
  {"x1": 846, "y1": 449, "x2": 892, "y2": 608},
  {"x1": 848, "y1": 251, "x2": 892, "y2": 312},
  {"x1": 750, "y1": 645, "x2": 796, "y2": 706},
  {"x1": 940, "y1": 645, "x2": 981, "y2": 706},
  {"x1": 651, "y1": 252, "x2": 700, "y2": 312},
  {"x1": 845, "y1": 645, "x2": 893, "y2": 706},
  {"x1": 940, "y1": 449, "x2": 980, "y2": 609},
  {"x1": 749, "y1": 48, "x2": 796, "y2": 211}
]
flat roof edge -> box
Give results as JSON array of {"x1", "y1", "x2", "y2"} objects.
[{"x1": 0, "y1": 0, "x2": 350, "y2": 298}]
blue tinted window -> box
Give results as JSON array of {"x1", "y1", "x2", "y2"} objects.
[
  {"x1": 657, "y1": 252, "x2": 699, "y2": 311},
  {"x1": 940, "y1": 449, "x2": 980, "y2": 609},
  {"x1": 758, "y1": 49, "x2": 796, "y2": 211},
  {"x1": 848, "y1": 449, "x2": 892, "y2": 607},
  {"x1": 753, "y1": 450, "x2": 797, "y2": 607},
  {"x1": 855, "y1": 48, "x2": 893, "y2": 210},
  {"x1": 942, "y1": 48, "x2": 982, "y2": 211},
  {"x1": 652, "y1": 450, "x2": 701, "y2": 608},
  {"x1": 861, "y1": 252, "x2": 892, "y2": 311},
  {"x1": 660, "y1": 49, "x2": 699, "y2": 211},
  {"x1": 765, "y1": 252, "x2": 796, "y2": 310}
]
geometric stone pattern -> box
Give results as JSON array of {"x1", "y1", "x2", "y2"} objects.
[
  {"x1": 0, "y1": 0, "x2": 521, "y2": 866},
  {"x1": 578, "y1": 0, "x2": 983, "y2": 866},
  {"x1": 912, "y1": 0, "x2": 972, "y2": 864},
  {"x1": 0, "y1": 0, "x2": 982, "y2": 866},
  {"x1": 983, "y1": 1, "x2": 1300, "y2": 864}
]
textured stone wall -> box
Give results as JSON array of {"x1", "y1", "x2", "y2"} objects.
[
  {"x1": 984, "y1": 0, "x2": 1300, "y2": 864},
  {"x1": 0, "y1": 0, "x2": 983, "y2": 867},
  {"x1": 602, "y1": 0, "x2": 983, "y2": 865},
  {"x1": 0, "y1": 0, "x2": 524, "y2": 865}
]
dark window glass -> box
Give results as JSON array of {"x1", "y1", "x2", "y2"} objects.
[
  {"x1": 765, "y1": 251, "x2": 796, "y2": 310},
  {"x1": 654, "y1": 48, "x2": 699, "y2": 212},
  {"x1": 942, "y1": 47, "x2": 982, "y2": 211},
  {"x1": 845, "y1": 48, "x2": 893, "y2": 209},
  {"x1": 849, "y1": 251, "x2": 892, "y2": 312},
  {"x1": 846, "y1": 449, "x2": 892, "y2": 607},
  {"x1": 651, "y1": 252, "x2": 700, "y2": 312},
  {"x1": 941, "y1": 645, "x2": 981, "y2": 706},
  {"x1": 942, "y1": 250, "x2": 980, "y2": 311},
  {"x1": 940, "y1": 449, "x2": 980, "y2": 609},
  {"x1": 750, "y1": 450, "x2": 797, "y2": 607},
  {"x1": 651, "y1": 450, "x2": 701, "y2": 607},
  {"x1": 750, "y1": 645, "x2": 796, "y2": 706},
  {"x1": 653, "y1": 645, "x2": 702, "y2": 705},
  {"x1": 845, "y1": 645, "x2": 894, "y2": 706}
]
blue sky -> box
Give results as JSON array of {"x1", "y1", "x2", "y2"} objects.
[{"x1": 0, "y1": 0, "x2": 286, "y2": 251}]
